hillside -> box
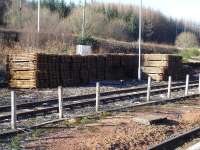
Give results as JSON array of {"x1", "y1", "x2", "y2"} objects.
[{"x1": 2, "y1": 1, "x2": 200, "y2": 45}]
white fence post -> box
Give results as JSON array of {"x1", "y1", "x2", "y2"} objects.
[
  {"x1": 58, "y1": 86, "x2": 63, "y2": 119},
  {"x1": 167, "y1": 76, "x2": 172, "y2": 98},
  {"x1": 185, "y1": 74, "x2": 189, "y2": 96},
  {"x1": 147, "y1": 76, "x2": 151, "y2": 102},
  {"x1": 11, "y1": 91, "x2": 16, "y2": 130},
  {"x1": 199, "y1": 74, "x2": 200, "y2": 94},
  {"x1": 96, "y1": 82, "x2": 100, "y2": 112}
]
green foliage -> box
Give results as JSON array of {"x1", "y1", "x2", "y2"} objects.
[
  {"x1": 104, "y1": 7, "x2": 119, "y2": 20},
  {"x1": 179, "y1": 48, "x2": 200, "y2": 62},
  {"x1": 10, "y1": 136, "x2": 21, "y2": 150},
  {"x1": 77, "y1": 36, "x2": 97, "y2": 46},
  {"x1": 31, "y1": 129, "x2": 45, "y2": 139},
  {"x1": 80, "y1": 116, "x2": 91, "y2": 124},
  {"x1": 63, "y1": 47, "x2": 68, "y2": 52},
  {"x1": 123, "y1": 13, "x2": 139, "y2": 41},
  {"x1": 0, "y1": 0, "x2": 11, "y2": 25},
  {"x1": 29, "y1": 0, "x2": 75, "y2": 18},
  {"x1": 100, "y1": 112, "x2": 111, "y2": 119}
]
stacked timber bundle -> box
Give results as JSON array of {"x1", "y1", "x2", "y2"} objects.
[
  {"x1": 111, "y1": 55, "x2": 122, "y2": 80},
  {"x1": 80, "y1": 56, "x2": 89, "y2": 83},
  {"x1": 105, "y1": 54, "x2": 114, "y2": 80},
  {"x1": 142, "y1": 54, "x2": 183, "y2": 81},
  {"x1": 9, "y1": 53, "x2": 48, "y2": 88},
  {"x1": 71, "y1": 55, "x2": 82, "y2": 85},
  {"x1": 96, "y1": 55, "x2": 105, "y2": 81},
  {"x1": 88, "y1": 55, "x2": 97, "y2": 81},
  {"x1": 167, "y1": 55, "x2": 184, "y2": 80},
  {"x1": 47, "y1": 54, "x2": 61, "y2": 88},
  {"x1": 121, "y1": 54, "x2": 138, "y2": 79},
  {"x1": 9, "y1": 53, "x2": 185, "y2": 88},
  {"x1": 60, "y1": 55, "x2": 72, "y2": 86},
  {"x1": 105, "y1": 54, "x2": 127, "y2": 80}
]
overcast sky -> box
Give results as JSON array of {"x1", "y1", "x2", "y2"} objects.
[{"x1": 69, "y1": 0, "x2": 200, "y2": 23}]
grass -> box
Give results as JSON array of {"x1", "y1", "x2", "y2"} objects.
[
  {"x1": 64, "y1": 116, "x2": 95, "y2": 126},
  {"x1": 179, "y1": 48, "x2": 200, "y2": 62},
  {"x1": 181, "y1": 111, "x2": 200, "y2": 125},
  {"x1": 64, "y1": 112, "x2": 112, "y2": 127},
  {"x1": 100, "y1": 111, "x2": 111, "y2": 119},
  {"x1": 30, "y1": 129, "x2": 45, "y2": 140},
  {"x1": 10, "y1": 136, "x2": 21, "y2": 150}
]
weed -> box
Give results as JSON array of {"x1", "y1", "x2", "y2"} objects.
[
  {"x1": 100, "y1": 112, "x2": 111, "y2": 119},
  {"x1": 10, "y1": 136, "x2": 21, "y2": 150},
  {"x1": 64, "y1": 117, "x2": 91, "y2": 126},
  {"x1": 64, "y1": 120, "x2": 72, "y2": 126},
  {"x1": 80, "y1": 117, "x2": 92, "y2": 124},
  {"x1": 31, "y1": 129, "x2": 44, "y2": 140}
]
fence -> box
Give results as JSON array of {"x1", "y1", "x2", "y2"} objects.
[{"x1": 8, "y1": 74, "x2": 197, "y2": 130}]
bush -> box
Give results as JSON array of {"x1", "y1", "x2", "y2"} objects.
[
  {"x1": 176, "y1": 32, "x2": 199, "y2": 49},
  {"x1": 77, "y1": 36, "x2": 97, "y2": 47}
]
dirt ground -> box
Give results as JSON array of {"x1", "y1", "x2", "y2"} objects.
[{"x1": 23, "y1": 99, "x2": 200, "y2": 150}]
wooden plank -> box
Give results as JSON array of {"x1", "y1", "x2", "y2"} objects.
[
  {"x1": 9, "y1": 61, "x2": 37, "y2": 71},
  {"x1": 148, "y1": 74, "x2": 164, "y2": 81},
  {"x1": 9, "y1": 53, "x2": 38, "y2": 62},
  {"x1": 142, "y1": 67, "x2": 166, "y2": 74},
  {"x1": 143, "y1": 60, "x2": 169, "y2": 67},
  {"x1": 143, "y1": 54, "x2": 169, "y2": 61},
  {"x1": 10, "y1": 71, "x2": 37, "y2": 80},
  {"x1": 10, "y1": 80, "x2": 37, "y2": 89}
]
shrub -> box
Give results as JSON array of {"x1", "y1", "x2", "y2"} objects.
[
  {"x1": 77, "y1": 36, "x2": 96, "y2": 45},
  {"x1": 176, "y1": 32, "x2": 199, "y2": 49}
]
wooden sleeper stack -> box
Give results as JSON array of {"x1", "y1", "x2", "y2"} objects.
[{"x1": 142, "y1": 54, "x2": 183, "y2": 81}]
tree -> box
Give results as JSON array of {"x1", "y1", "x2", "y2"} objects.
[
  {"x1": 176, "y1": 32, "x2": 199, "y2": 48},
  {"x1": 0, "y1": 0, "x2": 11, "y2": 25}
]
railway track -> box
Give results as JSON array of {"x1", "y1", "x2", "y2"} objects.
[
  {"x1": 0, "y1": 80, "x2": 193, "y2": 112},
  {"x1": 0, "y1": 90, "x2": 199, "y2": 146},
  {"x1": 149, "y1": 125, "x2": 200, "y2": 150},
  {"x1": 0, "y1": 90, "x2": 199, "y2": 139},
  {"x1": 0, "y1": 80, "x2": 199, "y2": 122}
]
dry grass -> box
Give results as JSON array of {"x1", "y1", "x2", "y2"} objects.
[{"x1": 181, "y1": 111, "x2": 200, "y2": 125}]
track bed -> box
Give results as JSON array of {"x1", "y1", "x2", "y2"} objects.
[{"x1": 7, "y1": 97, "x2": 200, "y2": 150}]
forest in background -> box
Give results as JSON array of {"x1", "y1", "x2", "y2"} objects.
[{"x1": 0, "y1": 0, "x2": 200, "y2": 45}]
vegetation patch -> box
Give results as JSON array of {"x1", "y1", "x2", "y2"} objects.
[
  {"x1": 10, "y1": 136, "x2": 21, "y2": 150},
  {"x1": 179, "y1": 48, "x2": 200, "y2": 62}
]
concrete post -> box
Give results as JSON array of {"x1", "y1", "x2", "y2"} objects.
[
  {"x1": 11, "y1": 91, "x2": 16, "y2": 130},
  {"x1": 58, "y1": 86, "x2": 63, "y2": 119},
  {"x1": 185, "y1": 74, "x2": 189, "y2": 96},
  {"x1": 167, "y1": 76, "x2": 172, "y2": 98},
  {"x1": 147, "y1": 76, "x2": 151, "y2": 102},
  {"x1": 96, "y1": 82, "x2": 100, "y2": 112}
]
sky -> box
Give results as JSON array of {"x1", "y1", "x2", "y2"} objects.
[{"x1": 69, "y1": 0, "x2": 200, "y2": 23}]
